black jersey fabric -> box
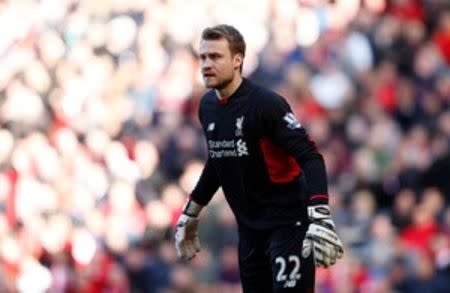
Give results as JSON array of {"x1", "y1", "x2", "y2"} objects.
[{"x1": 190, "y1": 78, "x2": 329, "y2": 229}]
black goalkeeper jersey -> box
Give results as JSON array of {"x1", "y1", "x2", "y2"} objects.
[{"x1": 190, "y1": 78, "x2": 329, "y2": 229}]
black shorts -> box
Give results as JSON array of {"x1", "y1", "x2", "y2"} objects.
[{"x1": 238, "y1": 220, "x2": 315, "y2": 293}]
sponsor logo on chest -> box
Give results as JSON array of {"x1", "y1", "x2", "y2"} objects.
[{"x1": 207, "y1": 116, "x2": 249, "y2": 158}]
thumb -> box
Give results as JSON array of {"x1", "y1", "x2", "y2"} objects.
[
  {"x1": 302, "y1": 239, "x2": 312, "y2": 259},
  {"x1": 175, "y1": 241, "x2": 184, "y2": 259}
]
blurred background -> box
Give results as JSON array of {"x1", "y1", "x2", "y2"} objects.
[{"x1": 0, "y1": 0, "x2": 449, "y2": 292}]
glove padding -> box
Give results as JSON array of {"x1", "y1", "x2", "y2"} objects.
[
  {"x1": 175, "y1": 214, "x2": 201, "y2": 261},
  {"x1": 302, "y1": 205, "x2": 344, "y2": 268}
]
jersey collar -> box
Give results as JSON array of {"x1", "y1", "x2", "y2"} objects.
[{"x1": 216, "y1": 78, "x2": 250, "y2": 105}]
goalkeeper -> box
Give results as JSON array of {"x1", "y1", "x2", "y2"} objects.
[{"x1": 175, "y1": 24, "x2": 344, "y2": 293}]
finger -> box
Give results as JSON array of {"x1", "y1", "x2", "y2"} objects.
[
  {"x1": 185, "y1": 241, "x2": 196, "y2": 260},
  {"x1": 302, "y1": 239, "x2": 313, "y2": 259},
  {"x1": 312, "y1": 245, "x2": 325, "y2": 261},
  {"x1": 327, "y1": 245, "x2": 337, "y2": 266},
  {"x1": 175, "y1": 242, "x2": 184, "y2": 259},
  {"x1": 313, "y1": 241, "x2": 332, "y2": 258},
  {"x1": 317, "y1": 247, "x2": 330, "y2": 268},
  {"x1": 330, "y1": 258, "x2": 336, "y2": 266},
  {"x1": 335, "y1": 241, "x2": 344, "y2": 259},
  {"x1": 176, "y1": 238, "x2": 188, "y2": 257},
  {"x1": 194, "y1": 237, "x2": 201, "y2": 252},
  {"x1": 336, "y1": 248, "x2": 344, "y2": 259},
  {"x1": 328, "y1": 252, "x2": 335, "y2": 266},
  {"x1": 329, "y1": 249, "x2": 337, "y2": 266},
  {"x1": 321, "y1": 234, "x2": 344, "y2": 261},
  {"x1": 190, "y1": 243, "x2": 198, "y2": 259},
  {"x1": 183, "y1": 241, "x2": 194, "y2": 260},
  {"x1": 189, "y1": 240, "x2": 200, "y2": 259},
  {"x1": 327, "y1": 242, "x2": 337, "y2": 261},
  {"x1": 325, "y1": 242, "x2": 339, "y2": 265},
  {"x1": 186, "y1": 250, "x2": 195, "y2": 261},
  {"x1": 313, "y1": 242, "x2": 334, "y2": 267},
  {"x1": 313, "y1": 247, "x2": 325, "y2": 267}
]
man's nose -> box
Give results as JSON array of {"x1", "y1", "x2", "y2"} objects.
[{"x1": 201, "y1": 58, "x2": 212, "y2": 69}]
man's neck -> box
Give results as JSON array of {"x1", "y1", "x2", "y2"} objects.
[{"x1": 215, "y1": 75, "x2": 243, "y2": 99}]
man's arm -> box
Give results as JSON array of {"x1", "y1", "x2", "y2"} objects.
[
  {"x1": 175, "y1": 157, "x2": 220, "y2": 261},
  {"x1": 189, "y1": 158, "x2": 220, "y2": 207},
  {"x1": 262, "y1": 94, "x2": 328, "y2": 204},
  {"x1": 190, "y1": 96, "x2": 221, "y2": 206},
  {"x1": 262, "y1": 93, "x2": 343, "y2": 267}
]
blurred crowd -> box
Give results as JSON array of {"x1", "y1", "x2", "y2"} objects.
[{"x1": 0, "y1": 0, "x2": 449, "y2": 292}]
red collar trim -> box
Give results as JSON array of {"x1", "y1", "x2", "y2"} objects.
[{"x1": 218, "y1": 98, "x2": 229, "y2": 105}]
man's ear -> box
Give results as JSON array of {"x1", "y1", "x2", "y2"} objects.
[{"x1": 234, "y1": 54, "x2": 243, "y2": 70}]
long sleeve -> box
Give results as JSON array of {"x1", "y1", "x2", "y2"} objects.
[
  {"x1": 189, "y1": 153, "x2": 221, "y2": 207},
  {"x1": 262, "y1": 94, "x2": 329, "y2": 205},
  {"x1": 189, "y1": 96, "x2": 221, "y2": 206}
]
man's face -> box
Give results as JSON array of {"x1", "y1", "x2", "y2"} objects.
[{"x1": 199, "y1": 38, "x2": 242, "y2": 89}]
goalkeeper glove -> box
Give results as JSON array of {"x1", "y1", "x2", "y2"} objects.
[
  {"x1": 302, "y1": 205, "x2": 344, "y2": 268},
  {"x1": 174, "y1": 199, "x2": 204, "y2": 261}
]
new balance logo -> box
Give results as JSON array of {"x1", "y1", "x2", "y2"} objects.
[
  {"x1": 207, "y1": 123, "x2": 215, "y2": 132},
  {"x1": 283, "y1": 113, "x2": 301, "y2": 129},
  {"x1": 284, "y1": 280, "x2": 298, "y2": 288}
]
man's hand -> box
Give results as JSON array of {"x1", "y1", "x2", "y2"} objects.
[
  {"x1": 175, "y1": 214, "x2": 200, "y2": 261},
  {"x1": 302, "y1": 205, "x2": 344, "y2": 268},
  {"x1": 174, "y1": 199, "x2": 204, "y2": 261}
]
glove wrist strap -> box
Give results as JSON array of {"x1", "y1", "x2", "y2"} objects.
[
  {"x1": 308, "y1": 205, "x2": 331, "y2": 220},
  {"x1": 183, "y1": 199, "x2": 204, "y2": 217}
]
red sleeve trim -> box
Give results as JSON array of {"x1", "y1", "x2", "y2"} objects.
[{"x1": 310, "y1": 194, "x2": 329, "y2": 200}]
